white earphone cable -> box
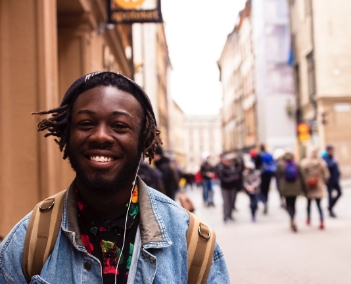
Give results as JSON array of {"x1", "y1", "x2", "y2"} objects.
[{"x1": 114, "y1": 158, "x2": 142, "y2": 284}]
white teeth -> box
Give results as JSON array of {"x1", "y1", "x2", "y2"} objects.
[{"x1": 90, "y1": 156, "x2": 112, "y2": 162}]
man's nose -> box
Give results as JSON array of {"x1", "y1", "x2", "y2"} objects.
[{"x1": 89, "y1": 124, "x2": 114, "y2": 145}]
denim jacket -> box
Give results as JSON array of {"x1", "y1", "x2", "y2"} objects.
[{"x1": 0, "y1": 178, "x2": 230, "y2": 283}]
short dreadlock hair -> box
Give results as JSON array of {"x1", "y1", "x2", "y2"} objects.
[{"x1": 33, "y1": 72, "x2": 162, "y2": 163}]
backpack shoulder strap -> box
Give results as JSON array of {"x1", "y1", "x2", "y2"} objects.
[
  {"x1": 186, "y1": 211, "x2": 216, "y2": 284},
  {"x1": 22, "y1": 190, "x2": 66, "y2": 282}
]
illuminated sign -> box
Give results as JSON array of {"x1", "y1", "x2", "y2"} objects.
[
  {"x1": 108, "y1": 0, "x2": 163, "y2": 24},
  {"x1": 114, "y1": 0, "x2": 146, "y2": 10}
]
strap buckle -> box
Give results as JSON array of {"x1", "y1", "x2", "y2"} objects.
[
  {"x1": 198, "y1": 223, "x2": 211, "y2": 240},
  {"x1": 39, "y1": 198, "x2": 55, "y2": 212}
]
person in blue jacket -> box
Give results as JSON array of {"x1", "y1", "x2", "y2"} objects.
[
  {"x1": 323, "y1": 145, "x2": 342, "y2": 218},
  {"x1": 0, "y1": 72, "x2": 229, "y2": 284}
]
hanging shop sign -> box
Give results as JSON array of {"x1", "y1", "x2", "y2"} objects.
[{"x1": 108, "y1": 0, "x2": 163, "y2": 24}]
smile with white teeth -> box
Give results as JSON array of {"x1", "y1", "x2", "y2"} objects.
[{"x1": 90, "y1": 156, "x2": 113, "y2": 163}]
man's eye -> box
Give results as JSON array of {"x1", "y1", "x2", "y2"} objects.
[
  {"x1": 78, "y1": 121, "x2": 93, "y2": 128},
  {"x1": 112, "y1": 124, "x2": 127, "y2": 129}
]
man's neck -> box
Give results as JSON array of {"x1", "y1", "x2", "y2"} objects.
[{"x1": 75, "y1": 177, "x2": 134, "y2": 220}]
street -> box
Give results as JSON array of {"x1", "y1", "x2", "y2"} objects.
[{"x1": 183, "y1": 180, "x2": 351, "y2": 284}]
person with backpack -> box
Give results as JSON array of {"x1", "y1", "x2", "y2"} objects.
[
  {"x1": 300, "y1": 147, "x2": 330, "y2": 229},
  {"x1": 273, "y1": 148, "x2": 286, "y2": 208},
  {"x1": 277, "y1": 152, "x2": 305, "y2": 232},
  {"x1": 0, "y1": 72, "x2": 229, "y2": 283},
  {"x1": 243, "y1": 161, "x2": 261, "y2": 222},
  {"x1": 255, "y1": 144, "x2": 277, "y2": 214}
]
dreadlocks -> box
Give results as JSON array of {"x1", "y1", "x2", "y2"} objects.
[{"x1": 32, "y1": 72, "x2": 162, "y2": 164}]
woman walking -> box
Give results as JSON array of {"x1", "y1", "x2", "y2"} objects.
[
  {"x1": 277, "y1": 152, "x2": 305, "y2": 232},
  {"x1": 243, "y1": 161, "x2": 261, "y2": 222},
  {"x1": 300, "y1": 147, "x2": 330, "y2": 229}
]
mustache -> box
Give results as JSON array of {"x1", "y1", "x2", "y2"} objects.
[{"x1": 88, "y1": 141, "x2": 113, "y2": 150}]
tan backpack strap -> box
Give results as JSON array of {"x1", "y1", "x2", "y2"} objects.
[
  {"x1": 187, "y1": 211, "x2": 216, "y2": 284},
  {"x1": 22, "y1": 190, "x2": 66, "y2": 282}
]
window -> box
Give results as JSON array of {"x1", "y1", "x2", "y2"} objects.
[{"x1": 306, "y1": 52, "x2": 316, "y2": 99}]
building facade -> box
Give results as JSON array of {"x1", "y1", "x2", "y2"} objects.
[
  {"x1": 288, "y1": 0, "x2": 351, "y2": 176},
  {"x1": 0, "y1": 0, "x2": 133, "y2": 236},
  {"x1": 133, "y1": 21, "x2": 171, "y2": 151},
  {"x1": 184, "y1": 115, "x2": 222, "y2": 174},
  {"x1": 252, "y1": 0, "x2": 296, "y2": 152},
  {"x1": 218, "y1": 2, "x2": 254, "y2": 156},
  {"x1": 169, "y1": 100, "x2": 186, "y2": 168},
  {"x1": 218, "y1": 0, "x2": 296, "y2": 157}
]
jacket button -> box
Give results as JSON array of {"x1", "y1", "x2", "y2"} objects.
[{"x1": 84, "y1": 261, "x2": 92, "y2": 271}]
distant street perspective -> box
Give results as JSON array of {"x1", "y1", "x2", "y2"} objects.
[{"x1": 183, "y1": 179, "x2": 351, "y2": 284}]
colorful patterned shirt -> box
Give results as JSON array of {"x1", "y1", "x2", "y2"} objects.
[{"x1": 75, "y1": 186, "x2": 139, "y2": 284}]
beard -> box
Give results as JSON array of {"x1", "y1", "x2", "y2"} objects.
[{"x1": 67, "y1": 146, "x2": 141, "y2": 195}]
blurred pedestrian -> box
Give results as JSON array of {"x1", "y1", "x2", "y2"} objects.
[
  {"x1": 183, "y1": 172, "x2": 195, "y2": 190},
  {"x1": 200, "y1": 153, "x2": 215, "y2": 206},
  {"x1": 255, "y1": 144, "x2": 277, "y2": 214},
  {"x1": 249, "y1": 148, "x2": 261, "y2": 166},
  {"x1": 154, "y1": 146, "x2": 179, "y2": 200},
  {"x1": 138, "y1": 161, "x2": 165, "y2": 194},
  {"x1": 320, "y1": 150, "x2": 328, "y2": 158},
  {"x1": 215, "y1": 153, "x2": 225, "y2": 177},
  {"x1": 323, "y1": 145, "x2": 342, "y2": 218},
  {"x1": 195, "y1": 170, "x2": 203, "y2": 189},
  {"x1": 300, "y1": 147, "x2": 330, "y2": 229},
  {"x1": 171, "y1": 158, "x2": 183, "y2": 185},
  {"x1": 243, "y1": 161, "x2": 261, "y2": 222},
  {"x1": 217, "y1": 155, "x2": 240, "y2": 222},
  {"x1": 274, "y1": 148, "x2": 286, "y2": 208},
  {"x1": 233, "y1": 157, "x2": 245, "y2": 208},
  {"x1": 277, "y1": 152, "x2": 305, "y2": 232}
]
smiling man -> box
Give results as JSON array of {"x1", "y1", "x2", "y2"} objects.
[{"x1": 0, "y1": 72, "x2": 229, "y2": 284}]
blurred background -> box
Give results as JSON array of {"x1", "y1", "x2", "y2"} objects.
[{"x1": 1, "y1": 0, "x2": 351, "y2": 283}]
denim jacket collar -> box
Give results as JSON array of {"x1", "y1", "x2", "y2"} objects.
[{"x1": 62, "y1": 177, "x2": 172, "y2": 250}]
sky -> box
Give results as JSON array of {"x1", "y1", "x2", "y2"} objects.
[{"x1": 162, "y1": 0, "x2": 246, "y2": 115}]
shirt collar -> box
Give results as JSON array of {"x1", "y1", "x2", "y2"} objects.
[
  {"x1": 74, "y1": 185, "x2": 139, "y2": 232},
  {"x1": 63, "y1": 177, "x2": 171, "y2": 249}
]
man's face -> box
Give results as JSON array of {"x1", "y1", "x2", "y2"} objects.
[
  {"x1": 68, "y1": 86, "x2": 143, "y2": 194},
  {"x1": 327, "y1": 148, "x2": 334, "y2": 156}
]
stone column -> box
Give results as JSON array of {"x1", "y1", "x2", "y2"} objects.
[{"x1": 0, "y1": 0, "x2": 61, "y2": 236}]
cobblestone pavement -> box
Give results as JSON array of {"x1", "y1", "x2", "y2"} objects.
[{"x1": 182, "y1": 180, "x2": 351, "y2": 284}]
